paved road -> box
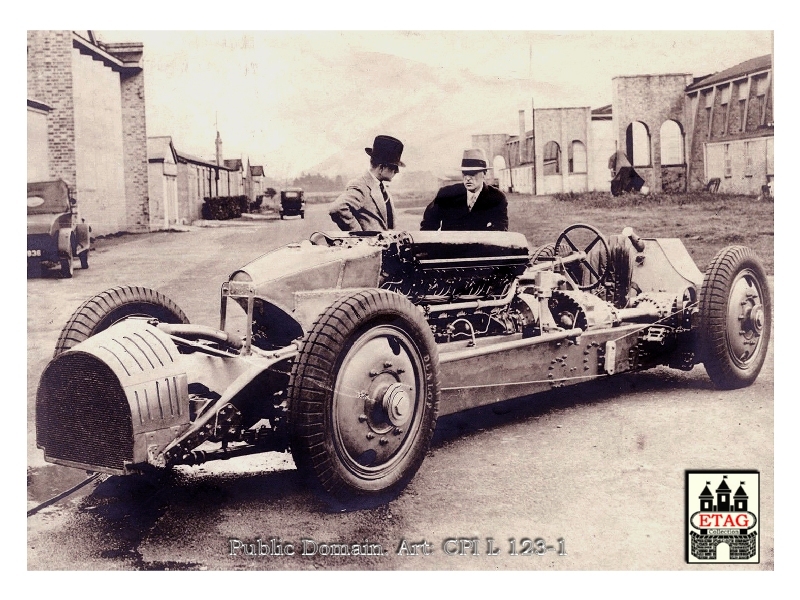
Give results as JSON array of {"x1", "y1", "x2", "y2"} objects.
[{"x1": 27, "y1": 204, "x2": 774, "y2": 571}]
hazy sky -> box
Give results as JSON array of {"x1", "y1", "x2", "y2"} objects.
[{"x1": 95, "y1": 30, "x2": 773, "y2": 181}]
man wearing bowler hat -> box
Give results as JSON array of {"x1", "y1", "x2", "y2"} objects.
[
  {"x1": 329, "y1": 135, "x2": 404, "y2": 231},
  {"x1": 420, "y1": 148, "x2": 508, "y2": 231}
]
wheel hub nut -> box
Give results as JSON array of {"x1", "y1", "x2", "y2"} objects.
[
  {"x1": 382, "y1": 383, "x2": 411, "y2": 427},
  {"x1": 748, "y1": 303, "x2": 764, "y2": 334}
]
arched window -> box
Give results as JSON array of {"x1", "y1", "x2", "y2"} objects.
[
  {"x1": 660, "y1": 120, "x2": 684, "y2": 166},
  {"x1": 543, "y1": 141, "x2": 561, "y2": 175},
  {"x1": 493, "y1": 155, "x2": 507, "y2": 172},
  {"x1": 625, "y1": 122, "x2": 651, "y2": 167},
  {"x1": 569, "y1": 140, "x2": 587, "y2": 174}
]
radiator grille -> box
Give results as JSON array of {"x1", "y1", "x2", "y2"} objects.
[{"x1": 37, "y1": 352, "x2": 134, "y2": 472}]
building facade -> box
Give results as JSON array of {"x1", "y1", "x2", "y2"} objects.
[
  {"x1": 27, "y1": 30, "x2": 149, "y2": 236},
  {"x1": 27, "y1": 99, "x2": 51, "y2": 182},
  {"x1": 611, "y1": 73, "x2": 694, "y2": 194},
  {"x1": 176, "y1": 150, "x2": 243, "y2": 223},
  {"x1": 149, "y1": 136, "x2": 247, "y2": 226},
  {"x1": 480, "y1": 53, "x2": 773, "y2": 197},
  {"x1": 490, "y1": 107, "x2": 614, "y2": 195},
  {"x1": 685, "y1": 55, "x2": 773, "y2": 195},
  {"x1": 147, "y1": 136, "x2": 179, "y2": 229}
]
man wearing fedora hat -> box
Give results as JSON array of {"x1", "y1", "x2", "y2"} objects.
[
  {"x1": 420, "y1": 148, "x2": 508, "y2": 232},
  {"x1": 329, "y1": 135, "x2": 404, "y2": 231}
]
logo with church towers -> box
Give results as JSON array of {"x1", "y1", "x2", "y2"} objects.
[{"x1": 686, "y1": 471, "x2": 759, "y2": 563}]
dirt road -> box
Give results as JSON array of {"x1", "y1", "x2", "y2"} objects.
[{"x1": 27, "y1": 204, "x2": 774, "y2": 570}]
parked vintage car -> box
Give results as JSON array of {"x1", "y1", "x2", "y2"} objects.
[
  {"x1": 279, "y1": 187, "x2": 305, "y2": 219},
  {"x1": 36, "y1": 224, "x2": 770, "y2": 505},
  {"x1": 27, "y1": 180, "x2": 90, "y2": 278}
]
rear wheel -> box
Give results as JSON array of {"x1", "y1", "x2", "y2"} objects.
[
  {"x1": 697, "y1": 246, "x2": 771, "y2": 389},
  {"x1": 54, "y1": 285, "x2": 189, "y2": 356},
  {"x1": 288, "y1": 289, "x2": 440, "y2": 505}
]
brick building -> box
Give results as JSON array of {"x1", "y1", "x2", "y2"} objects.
[
  {"x1": 481, "y1": 52, "x2": 773, "y2": 197},
  {"x1": 612, "y1": 73, "x2": 694, "y2": 193},
  {"x1": 685, "y1": 55, "x2": 773, "y2": 195},
  {"x1": 27, "y1": 30, "x2": 149, "y2": 236}
]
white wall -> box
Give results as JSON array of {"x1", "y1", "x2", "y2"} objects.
[
  {"x1": 27, "y1": 108, "x2": 50, "y2": 182},
  {"x1": 706, "y1": 138, "x2": 771, "y2": 195},
  {"x1": 72, "y1": 49, "x2": 126, "y2": 236}
]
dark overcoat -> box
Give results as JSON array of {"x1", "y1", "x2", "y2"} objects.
[{"x1": 420, "y1": 183, "x2": 508, "y2": 231}]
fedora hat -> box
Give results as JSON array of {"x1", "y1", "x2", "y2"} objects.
[
  {"x1": 460, "y1": 148, "x2": 488, "y2": 172},
  {"x1": 365, "y1": 135, "x2": 405, "y2": 168}
]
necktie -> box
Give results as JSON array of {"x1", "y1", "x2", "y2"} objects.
[
  {"x1": 468, "y1": 192, "x2": 477, "y2": 210},
  {"x1": 379, "y1": 181, "x2": 394, "y2": 228}
]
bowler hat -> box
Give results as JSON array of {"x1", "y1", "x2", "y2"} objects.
[
  {"x1": 460, "y1": 148, "x2": 488, "y2": 172},
  {"x1": 365, "y1": 135, "x2": 405, "y2": 168}
]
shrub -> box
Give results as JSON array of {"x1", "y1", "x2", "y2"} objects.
[{"x1": 201, "y1": 195, "x2": 248, "y2": 220}]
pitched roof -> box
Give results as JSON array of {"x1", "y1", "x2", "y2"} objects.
[
  {"x1": 147, "y1": 136, "x2": 177, "y2": 163},
  {"x1": 175, "y1": 149, "x2": 236, "y2": 170},
  {"x1": 734, "y1": 485, "x2": 748, "y2": 498},
  {"x1": 224, "y1": 159, "x2": 243, "y2": 170},
  {"x1": 715, "y1": 478, "x2": 731, "y2": 493},
  {"x1": 250, "y1": 165, "x2": 265, "y2": 177},
  {"x1": 686, "y1": 55, "x2": 771, "y2": 91}
]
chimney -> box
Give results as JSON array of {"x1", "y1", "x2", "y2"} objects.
[
  {"x1": 518, "y1": 110, "x2": 526, "y2": 164},
  {"x1": 215, "y1": 131, "x2": 223, "y2": 166}
]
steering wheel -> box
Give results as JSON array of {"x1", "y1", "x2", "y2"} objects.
[{"x1": 554, "y1": 224, "x2": 610, "y2": 291}]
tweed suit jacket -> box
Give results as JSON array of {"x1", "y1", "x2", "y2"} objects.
[
  {"x1": 420, "y1": 183, "x2": 508, "y2": 231},
  {"x1": 328, "y1": 171, "x2": 395, "y2": 231}
]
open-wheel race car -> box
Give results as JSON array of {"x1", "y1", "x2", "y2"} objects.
[{"x1": 36, "y1": 224, "x2": 771, "y2": 505}]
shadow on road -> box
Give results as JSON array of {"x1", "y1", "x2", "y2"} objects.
[{"x1": 432, "y1": 368, "x2": 715, "y2": 446}]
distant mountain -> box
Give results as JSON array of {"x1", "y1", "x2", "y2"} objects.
[{"x1": 302, "y1": 50, "x2": 577, "y2": 180}]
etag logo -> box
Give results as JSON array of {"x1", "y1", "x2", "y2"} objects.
[{"x1": 685, "y1": 471, "x2": 759, "y2": 564}]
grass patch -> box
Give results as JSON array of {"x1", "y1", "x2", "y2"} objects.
[{"x1": 512, "y1": 191, "x2": 773, "y2": 274}]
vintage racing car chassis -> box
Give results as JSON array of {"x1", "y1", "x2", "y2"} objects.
[{"x1": 36, "y1": 224, "x2": 771, "y2": 504}]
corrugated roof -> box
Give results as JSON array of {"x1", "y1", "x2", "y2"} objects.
[{"x1": 686, "y1": 55, "x2": 771, "y2": 91}]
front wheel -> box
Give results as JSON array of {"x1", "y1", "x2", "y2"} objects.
[
  {"x1": 288, "y1": 289, "x2": 440, "y2": 505},
  {"x1": 54, "y1": 285, "x2": 189, "y2": 356},
  {"x1": 697, "y1": 246, "x2": 771, "y2": 389}
]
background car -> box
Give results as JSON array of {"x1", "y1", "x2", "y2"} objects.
[
  {"x1": 279, "y1": 187, "x2": 305, "y2": 219},
  {"x1": 27, "y1": 180, "x2": 90, "y2": 278}
]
